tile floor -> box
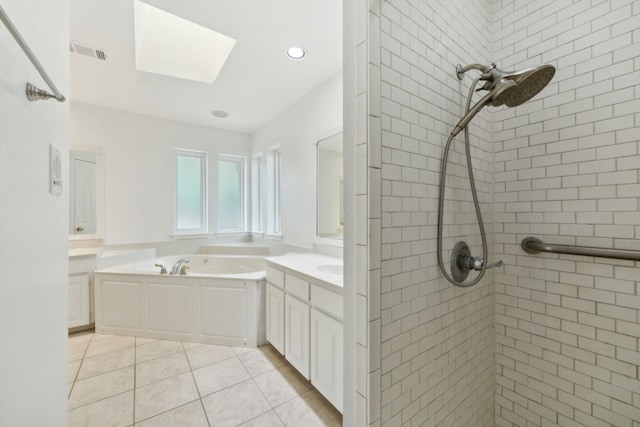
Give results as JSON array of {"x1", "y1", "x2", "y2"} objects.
[{"x1": 68, "y1": 332, "x2": 342, "y2": 427}]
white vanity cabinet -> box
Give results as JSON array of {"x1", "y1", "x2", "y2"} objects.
[
  {"x1": 311, "y1": 308, "x2": 343, "y2": 411},
  {"x1": 68, "y1": 255, "x2": 96, "y2": 330},
  {"x1": 284, "y1": 293, "x2": 310, "y2": 378},
  {"x1": 266, "y1": 267, "x2": 285, "y2": 354},
  {"x1": 265, "y1": 258, "x2": 343, "y2": 412},
  {"x1": 266, "y1": 282, "x2": 285, "y2": 354}
]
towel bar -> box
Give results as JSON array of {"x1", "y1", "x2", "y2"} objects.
[
  {"x1": 0, "y1": 5, "x2": 65, "y2": 102},
  {"x1": 521, "y1": 237, "x2": 640, "y2": 262}
]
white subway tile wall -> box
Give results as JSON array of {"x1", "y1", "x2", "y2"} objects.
[
  {"x1": 493, "y1": 1, "x2": 640, "y2": 426},
  {"x1": 374, "y1": 0, "x2": 495, "y2": 425}
]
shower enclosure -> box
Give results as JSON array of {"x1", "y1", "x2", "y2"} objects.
[{"x1": 348, "y1": 0, "x2": 640, "y2": 426}]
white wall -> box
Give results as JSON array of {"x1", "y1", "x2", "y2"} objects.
[
  {"x1": 70, "y1": 103, "x2": 251, "y2": 245},
  {"x1": 0, "y1": 1, "x2": 69, "y2": 425},
  {"x1": 493, "y1": 1, "x2": 640, "y2": 425},
  {"x1": 252, "y1": 72, "x2": 343, "y2": 249}
]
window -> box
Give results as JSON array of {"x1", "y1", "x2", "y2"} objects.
[
  {"x1": 175, "y1": 149, "x2": 207, "y2": 234},
  {"x1": 274, "y1": 150, "x2": 281, "y2": 234},
  {"x1": 266, "y1": 147, "x2": 281, "y2": 236},
  {"x1": 218, "y1": 155, "x2": 245, "y2": 232},
  {"x1": 251, "y1": 154, "x2": 263, "y2": 232}
]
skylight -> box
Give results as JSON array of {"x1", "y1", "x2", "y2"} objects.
[{"x1": 134, "y1": 0, "x2": 236, "y2": 83}]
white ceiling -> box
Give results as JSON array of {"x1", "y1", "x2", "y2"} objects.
[{"x1": 70, "y1": 0, "x2": 343, "y2": 134}]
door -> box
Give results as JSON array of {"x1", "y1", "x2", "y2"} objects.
[
  {"x1": 69, "y1": 274, "x2": 90, "y2": 328},
  {"x1": 311, "y1": 308, "x2": 343, "y2": 412},
  {"x1": 70, "y1": 155, "x2": 96, "y2": 234},
  {"x1": 284, "y1": 294, "x2": 310, "y2": 379},
  {"x1": 266, "y1": 284, "x2": 285, "y2": 354}
]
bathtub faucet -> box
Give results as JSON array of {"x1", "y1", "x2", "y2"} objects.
[{"x1": 170, "y1": 259, "x2": 190, "y2": 275}]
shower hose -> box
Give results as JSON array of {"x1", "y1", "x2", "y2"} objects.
[{"x1": 437, "y1": 75, "x2": 489, "y2": 287}]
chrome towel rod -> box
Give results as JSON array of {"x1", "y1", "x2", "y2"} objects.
[
  {"x1": 0, "y1": 5, "x2": 65, "y2": 102},
  {"x1": 521, "y1": 237, "x2": 640, "y2": 262}
]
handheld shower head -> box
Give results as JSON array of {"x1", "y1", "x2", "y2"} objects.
[
  {"x1": 488, "y1": 64, "x2": 556, "y2": 107},
  {"x1": 438, "y1": 62, "x2": 556, "y2": 286},
  {"x1": 450, "y1": 63, "x2": 555, "y2": 136}
]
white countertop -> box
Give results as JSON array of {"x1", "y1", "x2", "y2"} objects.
[
  {"x1": 265, "y1": 252, "x2": 343, "y2": 287},
  {"x1": 69, "y1": 247, "x2": 103, "y2": 258}
]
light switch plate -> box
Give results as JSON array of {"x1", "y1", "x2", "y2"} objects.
[{"x1": 50, "y1": 144, "x2": 62, "y2": 195}]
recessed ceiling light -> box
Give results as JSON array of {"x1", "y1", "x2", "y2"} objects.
[
  {"x1": 211, "y1": 110, "x2": 229, "y2": 118},
  {"x1": 286, "y1": 46, "x2": 306, "y2": 60},
  {"x1": 134, "y1": 0, "x2": 236, "y2": 83}
]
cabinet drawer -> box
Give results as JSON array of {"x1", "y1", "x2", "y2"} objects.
[
  {"x1": 285, "y1": 274, "x2": 309, "y2": 300},
  {"x1": 311, "y1": 285, "x2": 343, "y2": 320},
  {"x1": 69, "y1": 258, "x2": 92, "y2": 275},
  {"x1": 266, "y1": 266, "x2": 285, "y2": 288}
]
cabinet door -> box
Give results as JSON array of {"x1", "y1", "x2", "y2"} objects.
[
  {"x1": 311, "y1": 309, "x2": 343, "y2": 412},
  {"x1": 266, "y1": 284, "x2": 285, "y2": 354},
  {"x1": 284, "y1": 294, "x2": 310, "y2": 379},
  {"x1": 69, "y1": 275, "x2": 90, "y2": 328}
]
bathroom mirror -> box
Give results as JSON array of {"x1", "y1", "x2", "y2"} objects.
[
  {"x1": 316, "y1": 129, "x2": 343, "y2": 241},
  {"x1": 69, "y1": 147, "x2": 104, "y2": 239}
]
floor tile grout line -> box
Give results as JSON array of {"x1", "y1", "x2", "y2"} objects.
[
  {"x1": 68, "y1": 334, "x2": 94, "y2": 399},
  {"x1": 249, "y1": 375, "x2": 289, "y2": 427},
  {"x1": 236, "y1": 353, "x2": 306, "y2": 427},
  {"x1": 72, "y1": 349, "x2": 137, "y2": 383},
  {"x1": 67, "y1": 389, "x2": 133, "y2": 412},
  {"x1": 132, "y1": 399, "x2": 203, "y2": 426},
  {"x1": 182, "y1": 341, "x2": 213, "y2": 427},
  {"x1": 132, "y1": 336, "x2": 138, "y2": 426},
  {"x1": 75, "y1": 340, "x2": 188, "y2": 385}
]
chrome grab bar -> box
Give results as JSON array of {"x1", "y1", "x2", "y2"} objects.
[
  {"x1": 521, "y1": 237, "x2": 640, "y2": 262},
  {"x1": 0, "y1": 5, "x2": 65, "y2": 102}
]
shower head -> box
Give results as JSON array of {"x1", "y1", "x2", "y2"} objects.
[
  {"x1": 450, "y1": 63, "x2": 555, "y2": 136},
  {"x1": 487, "y1": 64, "x2": 556, "y2": 107}
]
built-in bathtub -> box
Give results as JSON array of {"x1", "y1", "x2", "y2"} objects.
[{"x1": 94, "y1": 255, "x2": 267, "y2": 347}]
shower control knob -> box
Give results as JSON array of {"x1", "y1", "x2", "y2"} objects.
[
  {"x1": 485, "y1": 260, "x2": 504, "y2": 269},
  {"x1": 449, "y1": 241, "x2": 503, "y2": 283},
  {"x1": 470, "y1": 258, "x2": 503, "y2": 270}
]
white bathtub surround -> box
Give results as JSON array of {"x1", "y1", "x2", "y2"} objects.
[
  {"x1": 94, "y1": 255, "x2": 267, "y2": 347},
  {"x1": 265, "y1": 252, "x2": 344, "y2": 412},
  {"x1": 68, "y1": 247, "x2": 156, "y2": 332}
]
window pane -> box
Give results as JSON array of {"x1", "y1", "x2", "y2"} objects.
[
  {"x1": 219, "y1": 158, "x2": 243, "y2": 230},
  {"x1": 274, "y1": 151, "x2": 281, "y2": 233},
  {"x1": 176, "y1": 152, "x2": 205, "y2": 232},
  {"x1": 251, "y1": 155, "x2": 262, "y2": 232}
]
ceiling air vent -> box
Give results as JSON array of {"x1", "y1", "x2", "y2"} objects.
[{"x1": 70, "y1": 41, "x2": 108, "y2": 61}]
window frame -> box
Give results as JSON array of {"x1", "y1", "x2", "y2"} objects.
[
  {"x1": 251, "y1": 153, "x2": 263, "y2": 232},
  {"x1": 273, "y1": 150, "x2": 281, "y2": 234},
  {"x1": 217, "y1": 154, "x2": 246, "y2": 233},
  {"x1": 173, "y1": 148, "x2": 208, "y2": 236},
  {"x1": 264, "y1": 146, "x2": 282, "y2": 237}
]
